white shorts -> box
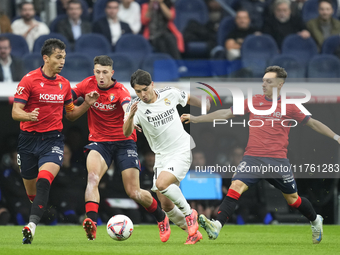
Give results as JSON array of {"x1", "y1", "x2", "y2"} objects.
[{"x1": 151, "y1": 150, "x2": 192, "y2": 192}]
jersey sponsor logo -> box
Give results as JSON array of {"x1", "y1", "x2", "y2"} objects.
[
  {"x1": 16, "y1": 86, "x2": 25, "y2": 95},
  {"x1": 40, "y1": 82, "x2": 44, "y2": 87},
  {"x1": 127, "y1": 149, "x2": 138, "y2": 157},
  {"x1": 39, "y1": 93, "x2": 64, "y2": 102},
  {"x1": 110, "y1": 94, "x2": 115, "y2": 102},
  {"x1": 164, "y1": 98, "x2": 171, "y2": 106},
  {"x1": 147, "y1": 108, "x2": 175, "y2": 128},
  {"x1": 92, "y1": 101, "x2": 116, "y2": 111},
  {"x1": 52, "y1": 146, "x2": 63, "y2": 155}
]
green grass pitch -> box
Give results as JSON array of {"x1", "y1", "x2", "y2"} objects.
[{"x1": 1, "y1": 224, "x2": 339, "y2": 255}]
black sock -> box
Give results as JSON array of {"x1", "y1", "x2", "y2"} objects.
[
  {"x1": 216, "y1": 196, "x2": 238, "y2": 226},
  {"x1": 29, "y1": 178, "x2": 51, "y2": 225},
  {"x1": 152, "y1": 206, "x2": 165, "y2": 222},
  {"x1": 87, "y1": 211, "x2": 98, "y2": 222},
  {"x1": 297, "y1": 197, "x2": 317, "y2": 221}
]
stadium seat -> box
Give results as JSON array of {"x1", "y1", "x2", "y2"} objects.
[
  {"x1": 1, "y1": 33, "x2": 29, "y2": 58},
  {"x1": 22, "y1": 53, "x2": 44, "y2": 73},
  {"x1": 217, "y1": 16, "x2": 236, "y2": 46},
  {"x1": 180, "y1": 172, "x2": 222, "y2": 200},
  {"x1": 115, "y1": 34, "x2": 152, "y2": 68},
  {"x1": 107, "y1": 53, "x2": 136, "y2": 82},
  {"x1": 92, "y1": 0, "x2": 109, "y2": 22},
  {"x1": 60, "y1": 53, "x2": 93, "y2": 81},
  {"x1": 74, "y1": 33, "x2": 111, "y2": 60},
  {"x1": 33, "y1": 33, "x2": 71, "y2": 53},
  {"x1": 302, "y1": 0, "x2": 337, "y2": 23},
  {"x1": 307, "y1": 54, "x2": 340, "y2": 78},
  {"x1": 269, "y1": 54, "x2": 306, "y2": 78},
  {"x1": 241, "y1": 34, "x2": 279, "y2": 77},
  {"x1": 174, "y1": 0, "x2": 209, "y2": 32},
  {"x1": 321, "y1": 35, "x2": 340, "y2": 54},
  {"x1": 281, "y1": 35, "x2": 318, "y2": 65},
  {"x1": 49, "y1": 14, "x2": 68, "y2": 33},
  {"x1": 141, "y1": 53, "x2": 179, "y2": 81}
]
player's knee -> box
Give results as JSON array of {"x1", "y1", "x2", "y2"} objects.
[
  {"x1": 230, "y1": 180, "x2": 247, "y2": 194},
  {"x1": 87, "y1": 172, "x2": 100, "y2": 187},
  {"x1": 155, "y1": 179, "x2": 169, "y2": 191},
  {"x1": 126, "y1": 187, "x2": 142, "y2": 202},
  {"x1": 285, "y1": 193, "x2": 299, "y2": 205}
]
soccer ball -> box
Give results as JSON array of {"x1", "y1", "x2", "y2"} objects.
[{"x1": 107, "y1": 215, "x2": 133, "y2": 241}]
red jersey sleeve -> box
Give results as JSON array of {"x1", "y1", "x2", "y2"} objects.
[
  {"x1": 14, "y1": 76, "x2": 31, "y2": 105},
  {"x1": 287, "y1": 104, "x2": 311, "y2": 125},
  {"x1": 72, "y1": 79, "x2": 86, "y2": 99},
  {"x1": 119, "y1": 85, "x2": 131, "y2": 106}
]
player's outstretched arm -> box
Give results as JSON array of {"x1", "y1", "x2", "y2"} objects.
[
  {"x1": 187, "y1": 94, "x2": 211, "y2": 112},
  {"x1": 306, "y1": 117, "x2": 340, "y2": 144},
  {"x1": 123, "y1": 101, "x2": 138, "y2": 137},
  {"x1": 181, "y1": 108, "x2": 234, "y2": 124},
  {"x1": 12, "y1": 102, "x2": 39, "y2": 122},
  {"x1": 65, "y1": 91, "x2": 99, "y2": 121}
]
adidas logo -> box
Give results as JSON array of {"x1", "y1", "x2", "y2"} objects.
[{"x1": 145, "y1": 109, "x2": 152, "y2": 115}]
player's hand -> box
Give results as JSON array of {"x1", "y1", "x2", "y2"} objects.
[
  {"x1": 85, "y1": 91, "x2": 99, "y2": 106},
  {"x1": 134, "y1": 125, "x2": 142, "y2": 132},
  {"x1": 180, "y1": 113, "x2": 195, "y2": 124},
  {"x1": 129, "y1": 101, "x2": 139, "y2": 117},
  {"x1": 29, "y1": 108, "x2": 39, "y2": 121}
]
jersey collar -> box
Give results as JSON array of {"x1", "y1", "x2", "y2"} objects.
[
  {"x1": 40, "y1": 66, "x2": 57, "y2": 80},
  {"x1": 265, "y1": 95, "x2": 281, "y2": 102}
]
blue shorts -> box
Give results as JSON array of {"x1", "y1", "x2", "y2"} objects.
[
  {"x1": 17, "y1": 131, "x2": 64, "y2": 180},
  {"x1": 84, "y1": 140, "x2": 141, "y2": 172},
  {"x1": 232, "y1": 155, "x2": 297, "y2": 194}
]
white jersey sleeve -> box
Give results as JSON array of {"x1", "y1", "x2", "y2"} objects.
[
  {"x1": 171, "y1": 87, "x2": 188, "y2": 107},
  {"x1": 124, "y1": 98, "x2": 140, "y2": 125}
]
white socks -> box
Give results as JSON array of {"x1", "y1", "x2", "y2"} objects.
[
  {"x1": 160, "y1": 184, "x2": 192, "y2": 216},
  {"x1": 166, "y1": 206, "x2": 188, "y2": 232},
  {"x1": 28, "y1": 222, "x2": 37, "y2": 236}
]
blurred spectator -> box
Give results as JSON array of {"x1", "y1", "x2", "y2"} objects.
[
  {"x1": 56, "y1": 0, "x2": 92, "y2": 50},
  {"x1": 0, "y1": 36, "x2": 25, "y2": 82},
  {"x1": 225, "y1": 10, "x2": 258, "y2": 61},
  {"x1": 0, "y1": 10, "x2": 12, "y2": 33},
  {"x1": 49, "y1": 144, "x2": 86, "y2": 224},
  {"x1": 93, "y1": 0, "x2": 132, "y2": 50},
  {"x1": 118, "y1": 0, "x2": 141, "y2": 34},
  {"x1": 11, "y1": 2, "x2": 49, "y2": 51},
  {"x1": 262, "y1": 0, "x2": 310, "y2": 49},
  {"x1": 0, "y1": 149, "x2": 57, "y2": 225},
  {"x1": 141, "y1": 0, "x2": 184, "y2": 59},
  {"x1": 99, "y1": 164, "x2": 141, "y2": 224},
  {"x1": 290, "y1": 0, "x2": 308, "y2": 18},
  {"x1": 0, "y1": 188, "x2": 10, "y2": 225},
  {"x1": 189, "y1": 150, "x2": 218, "y2": 219},
  {"x1": 306, "y1": 0, "x2": 340, "y2": 49},
  {"x1": 235, "y1": 0, "x2": 270, "y2": 30}
]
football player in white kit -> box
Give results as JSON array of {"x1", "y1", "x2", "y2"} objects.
[{"x1": 123, "y1": 69, "x2": 210, "y2": 244}]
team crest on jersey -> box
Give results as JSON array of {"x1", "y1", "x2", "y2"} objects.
[
  {"x1": 164, "y1": 98, "x2": 171, "y2": 106},
  {"x1": 59, "y1": 82, "x2": 62, "y2": 89},
  {"x1": 16, "y1": 86, "x2": 25, "y2": 95},
  {"x1": 110, "y1": 94, "x2": 115, "y2": 102}
]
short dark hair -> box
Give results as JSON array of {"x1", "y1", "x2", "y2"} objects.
[
  {"x1": 106, "y1": 0, "x2": 120, "y2": 7},
  {"x1": 67, "y1": 0, "x2": 82, "y2": 8},
  {"x1": 19, "y1": 1, "x2": 34, "y2": 10},
  {"x1": 130, "y1": 69, "x2": 152, "y2": 88},
  {"x1": 93, "y1": 55, "x2": 113, "y2": 67},
  {"x1": 318, "y1": 0, "x2": 333, "y2": 7},
  {"x1": 0, "y1": 36, "x2": 10, "y2": 45},
  {"x1": 41, "y1": 38, "x2": 66, "y2": 57},
  {"x1": 265, "y1": 65, "x2": 287, "y2": 80}
]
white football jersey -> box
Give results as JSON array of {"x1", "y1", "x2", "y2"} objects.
[{"x1": 125, "y1": 87, "x2": 193, "y2": 155}]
